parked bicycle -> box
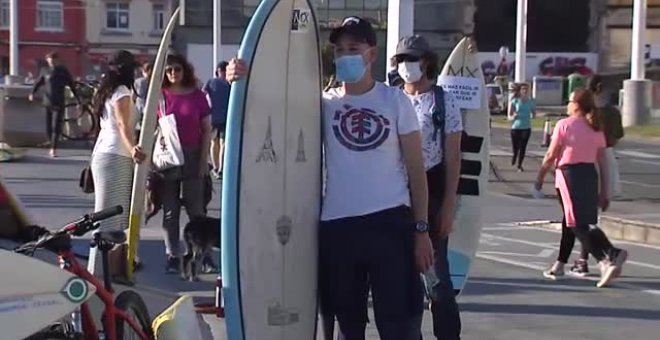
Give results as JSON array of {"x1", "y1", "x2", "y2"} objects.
[{"x1": 14, "y1": 206, "x2": 154, "y2": 340}]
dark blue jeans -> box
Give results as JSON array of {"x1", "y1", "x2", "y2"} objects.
[
  {"x1": 319, "y1": 206, "x2": 424, "y2": 340},
  {"x1": 427, "y1": 237, "x2": 462, "y2": 340},
  {"x1": 426, "y1": 195, "x2": 462, "y2": 340}
]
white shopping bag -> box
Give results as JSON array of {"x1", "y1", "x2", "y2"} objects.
[{"x1": 152, "y1": 101, "x2": 185, "y2": 171}]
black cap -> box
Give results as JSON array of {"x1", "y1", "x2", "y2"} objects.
[
  {"x1": 109, "y1": 50, "x2": 139, "y2": 69},
  {"x1": 394, "y1": 35, "x2": 431, "y2": 59},
  {"x1": 329, "y1": 16, "x2": 377, "y2": 46}
]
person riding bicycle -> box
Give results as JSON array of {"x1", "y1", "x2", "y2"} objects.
[{"x1": 29, "y1": 51, "x2": 82, "y2": 158}]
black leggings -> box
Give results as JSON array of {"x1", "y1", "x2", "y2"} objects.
[
  {"x1": 46, "y1": 104, "x2": 65, "y2": 149},
  {"x1": 556, "y1": 189, "x2": 617, "y2": 263},
  {"x1": 510, "y1": 128, "x2": 531, "y2": 167}
]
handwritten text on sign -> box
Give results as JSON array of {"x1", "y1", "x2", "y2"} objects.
[{"x1": 437, "y1": 76, "x2": 482, "y2": 110}]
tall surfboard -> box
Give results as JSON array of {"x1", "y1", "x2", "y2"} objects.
[
  {"x1": 125, "y1": 7, "x2": 181, "y2": 280},
  {"x1": 438, "y1": 37, "x2": 490, "y2": 295},
  {"x1": 222, "y1": 0, "x2": 322, "y2": 339},
  {"x1": 0, "y1": 249, "x2": 96, "y2": 339}
]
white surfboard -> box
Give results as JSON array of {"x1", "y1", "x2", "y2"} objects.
[
  {"x1": 152, "y1": 295, "x2": 203, "y2": 340},
  {"x1": 125, "y1": 7, "x2": 181, "y2": 279},
  {"x1": 0, "y1": 249, "x2": 96, "y2": 339},
  {"x1": 222, "y1": 0, "x2": 322, "y2": 339},
  {"x1": 438, "y1": 37, "x2": 490, "y2": 295}
]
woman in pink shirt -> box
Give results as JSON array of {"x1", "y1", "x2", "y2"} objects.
[
  {"x1": 157, "y1": 54, "x2": 213, "y2": 274},
  {"x1": 535, "y1": 89, "x2": 627, "y2": 288}
]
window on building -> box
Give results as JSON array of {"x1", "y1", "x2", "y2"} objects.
[
  {"x1": 153, "y1": 3, "x2": 165, "y2": 31},
  {"x1": 0, "y1": 0, "x2": 9, "y2": 29},
  {"x1": 106, "y1": 2, "x2": 130, "y2": 30},
  {"x1": 36, "y1": 0, "x2": 64, "y2": 30}
]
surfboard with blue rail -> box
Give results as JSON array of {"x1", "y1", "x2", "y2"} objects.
[{"x1": 221, "y1": 0, "x2": 322, "y2": 339}]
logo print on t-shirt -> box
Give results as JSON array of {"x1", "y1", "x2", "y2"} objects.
[{"x1": 332, "y1": 105, "x2": 390, "y2": 151}]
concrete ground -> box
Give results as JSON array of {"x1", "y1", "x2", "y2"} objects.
[{"x1": 1, "y1": 137, "x2": 659, "y2": 339}]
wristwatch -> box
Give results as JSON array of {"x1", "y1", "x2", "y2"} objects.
[{"x1": 414, "y1": 220, "x2": 429, "y2": 233}]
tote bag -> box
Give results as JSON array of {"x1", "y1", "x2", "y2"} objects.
[{"x1": 152, "y1": 99, "x2": 185, "y2": 171}]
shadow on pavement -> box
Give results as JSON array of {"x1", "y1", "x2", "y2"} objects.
[
  {"x1": 462, "y1": 277, "x2": 596, "y2": 297},
  {"x1": 460, "y1": 302, "x2": 660, "y2": 320}
]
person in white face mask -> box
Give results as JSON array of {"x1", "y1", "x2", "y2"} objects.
[{"x1": 392, "y1": 35, "x2": 464, "y2": 340}]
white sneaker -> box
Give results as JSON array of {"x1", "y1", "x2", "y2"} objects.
[
  {"x1": 543, "y1": 262, "x2": 565, "y2": 280},
  {"x1": 596, "y1": 260, "x2": 617, "y2": 288}
]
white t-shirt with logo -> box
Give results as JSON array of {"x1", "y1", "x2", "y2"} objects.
[
  {"x1": 92, "y1": 85, "x2": 136, "y2": 158},
  {"x1": 321, "y1": 82, "x2": 420, "y2": 221},
  {"x1": 405, "y1": 89, "x2": 463, "y2": 170}
]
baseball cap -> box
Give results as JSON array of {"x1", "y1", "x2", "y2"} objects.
[
  {"x1": 394, "y1": 35, "x2": 431, "y2": 59},
  {"x1": 329, "y1": 16, "x2": 377, "y2": 46}
]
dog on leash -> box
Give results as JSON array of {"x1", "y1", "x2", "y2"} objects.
[
  {"x1": 144, "y1": 169, "x2": 214, "y2": 224},
  {"x1": 182, "y1": 216, "x2": 221, "y2": 282}
]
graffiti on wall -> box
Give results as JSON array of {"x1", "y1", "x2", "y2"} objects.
[{"x1": 479, "y1": 52, "x2": 599, "y2": 84}]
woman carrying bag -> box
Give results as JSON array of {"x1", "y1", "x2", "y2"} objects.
[{"x1": 156, "y1": 54, "x2": 212, "y2": 274}]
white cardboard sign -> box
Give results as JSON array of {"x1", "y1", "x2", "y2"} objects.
[{"x1": 437, "y1": 75, "x2": 482, "y2": 110}]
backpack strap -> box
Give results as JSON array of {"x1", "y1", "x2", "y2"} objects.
[{"x1": 431, "y1": 85, "x2": 447, "y2": 164}]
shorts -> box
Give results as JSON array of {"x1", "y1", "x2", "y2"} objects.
[{"x1": 212, "y1": 123, "x2": 226, "y2": 139}]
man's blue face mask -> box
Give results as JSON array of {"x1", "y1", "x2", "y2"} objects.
[{"x1": 334, "y1": 54, "x2": 366, "y2": 83}]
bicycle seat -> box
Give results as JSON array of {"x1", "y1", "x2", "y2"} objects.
[{"x1": 96, "y1": 230, "x2": 127, "y2": 245}]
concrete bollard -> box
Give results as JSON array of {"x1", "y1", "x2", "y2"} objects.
[{"x1": 622, "y1": 79, "x2": 652, "y2": 127}]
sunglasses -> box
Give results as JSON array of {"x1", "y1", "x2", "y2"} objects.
[
  {"x1": 165, "y1": 66, "x2": 182, "y2": 74},
  {"x1": 397, "y1": 55, "x2": 421, "y2": 63}
]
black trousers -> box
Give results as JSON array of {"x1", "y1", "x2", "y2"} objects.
[
  {"x1": 45, "y1": 104, "x2": 65, "y2": 149},
  {"x1": 510, "y1": 128, "x2": 531, "y2": 167}
]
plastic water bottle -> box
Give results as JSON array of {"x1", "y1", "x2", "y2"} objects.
[{"x1": 421, "y1": 267, "x2": 439, "y2": 301}]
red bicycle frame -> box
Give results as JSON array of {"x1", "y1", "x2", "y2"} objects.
[{"x1": 58, "y1": 248, "x2": 149, "y2": 340}]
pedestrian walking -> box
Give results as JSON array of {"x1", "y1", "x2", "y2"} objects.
[
  {"x1": 536, "y1": 88, "x2": 628, "y2": 288},
  {"x1": 227, "y1": 16, "x2": 433, "y2": 340},
  {"x1": 157, "y1": 54, "x2": 213, "y2": 274},
  {"x1": 133, "y1": 61, "x2": 152, "y2": 141},
  {"x1": 202, "y1": 61, "x2": 231, "y2": 180},
  {"x1": 545, "y1": 74, "x2": 627, "y2": 278},
  {"x1": 88, "y1": 50, "x2": 146, "y2": 276},
  {"x1": 508, "y1": 83, "x2": 535, "y2": 171},
  {"x1": 392, "y1": 34, "x2": 463, "y2": 340},
  {"x1": 29, "y1": 51, "x2": 82, "y2": 158}
]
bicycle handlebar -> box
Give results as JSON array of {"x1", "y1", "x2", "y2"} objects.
[
  {"x1": 14, "y1": 206, "x2": 124, "y2": 254},
  {"x1": 88, "y1": 205, "x2": 123, "y2": 224}
]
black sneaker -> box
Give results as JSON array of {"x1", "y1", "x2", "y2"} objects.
[
  {"x1": 165, "y1": 256, "x2": 180, "y2": 274},
  {"x1": 202, "y1": 255, "x2": 219, "y2": 274},
  {"x1": 569, "y1": 259, "x2": 589, "y2": 277}
]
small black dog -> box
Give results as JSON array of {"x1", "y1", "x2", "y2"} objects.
[{"x1": 182, "y1": 216, "x2": 221, "y2": 282}]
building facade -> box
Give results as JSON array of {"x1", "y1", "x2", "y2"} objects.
[
  {"x1": 0, "y1": 0, "x2": 86, "y2": 79},
  {"x1": 173, "y1": 0, "x2": 475, "y2": 83},
  {"x1": 84, "y1": 0, "x2": 175, "y2": 79}
]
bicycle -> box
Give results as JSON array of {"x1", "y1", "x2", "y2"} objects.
[
  {"x1": 60, "y1": 81, "x2": 99, "y2": 141},
  {"x1": 14, "y1": 206, "x2": 154, "y2": 340}
]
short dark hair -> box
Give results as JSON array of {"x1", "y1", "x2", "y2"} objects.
[
  {"x1": 217, "y1": 61, "x2": 228, "y2": 72},
  {"x1": 45, "y1": 51, "x2": 59, "y2": 59},
  {"x1": 587, "y1": 74, "x2": 603, "y2": 93},
  {"x1": 142, "y1": 62, "x2": 153, "y2": 73}
]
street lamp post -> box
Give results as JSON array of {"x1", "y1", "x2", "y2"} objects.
[
  {"x1": 514, "y1": 0, "x2": 527, "y2": 83},
  {"x1": 623, "y1": 0, "x2": 651, "y2": 127},
  {"x1": 8, "y1": 0, "x2": 19, "y2": 83},
  {"x1": 213, "y1": 0, "x2": 222, "y2": 73},
  {"x1": 386, "y1": 0, "x2": 414, "y2": 82}
]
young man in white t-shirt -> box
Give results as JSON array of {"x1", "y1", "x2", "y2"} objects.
[{"x1": 227, "y1": 16, "x2": 433, "y2": 339}]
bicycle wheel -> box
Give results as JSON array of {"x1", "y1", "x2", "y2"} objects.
[
  {"x1": 114, "y1": 290, "x2": 154, "y2": 340},
  {"x1": 61, "y1": 105, "x2": 97, "y2": 141}
]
